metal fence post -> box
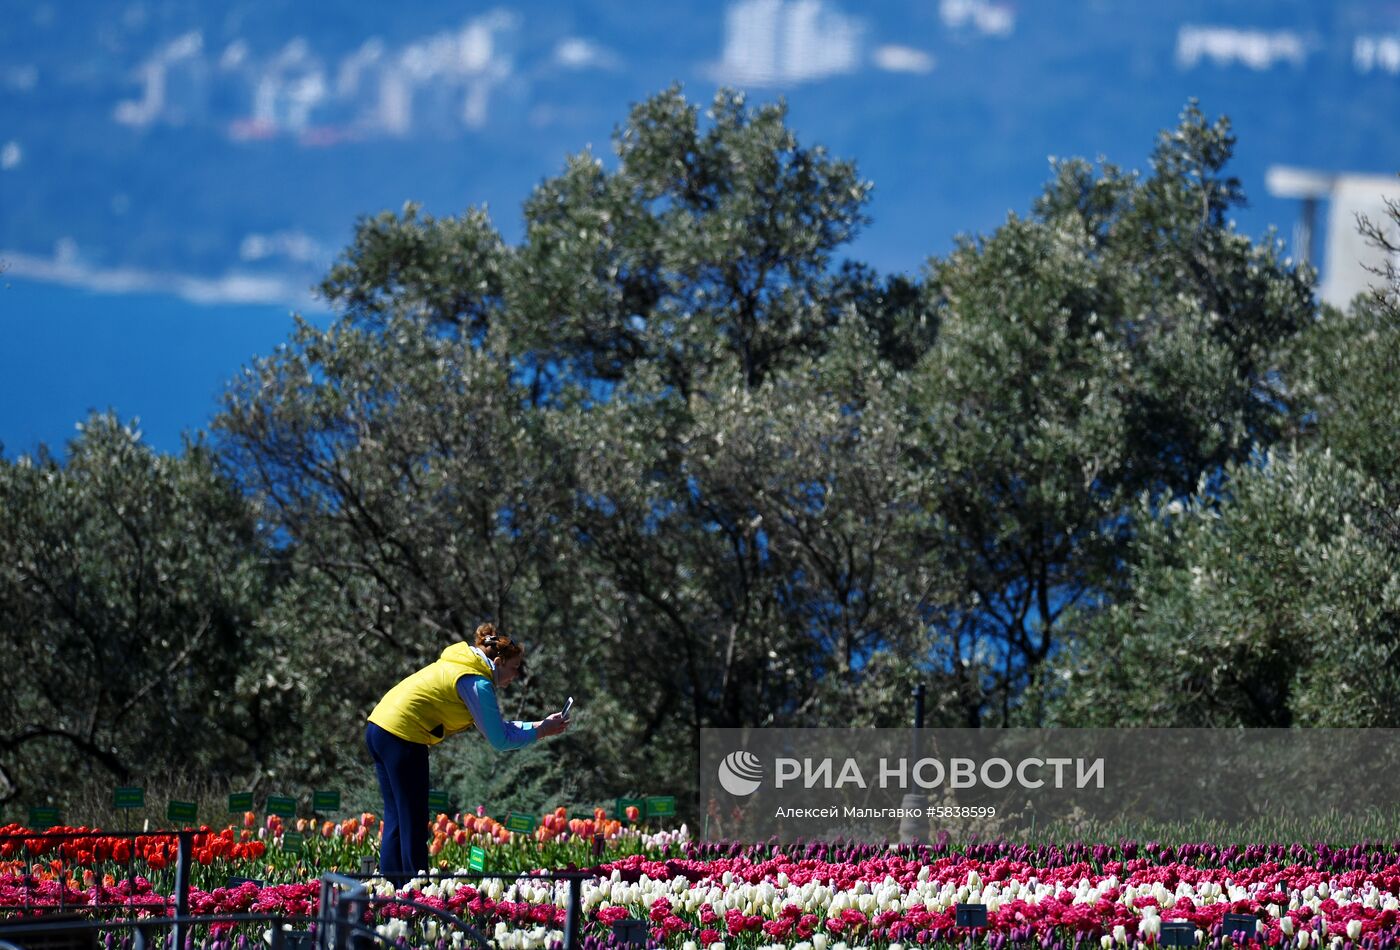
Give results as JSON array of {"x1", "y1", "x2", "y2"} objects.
[
  {"x1": 21, "y1": 842, "x2": 31, "y2": 916},
  {"x1": 174, "y1": 831, "x2": 193, "y2": 950},
  {"x1": 563, "y1": 876, "x2": 582, "y2": 950},
  {"x1": 899, "y1": 683, "x2": 928, "y2": 845}
]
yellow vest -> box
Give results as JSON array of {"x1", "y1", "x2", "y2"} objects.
[{"x1": 367, "y1": 643, "x2": 496, "y2": 745}]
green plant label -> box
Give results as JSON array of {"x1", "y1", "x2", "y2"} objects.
[
  {"x1": 645, "y1": 796, "x2": 676, "y2": 818},
  {"x1": 312, "y1": 790, "x2": 341, "y2": 812},
  {"x1": 505, "y1": 811, "x2": 537, "y2": 833},
  {"x1": 113, "y1": 787, "x2": 145, "y2": 809},
  {"x1": 28, "y1": 806, "x2": 60, "y2": 827},
  {"x1": 427, "y1": 789, "x2": 450, "y2": 811},
  {"x1": 167, "y1": 800, "x2": 197, "y2": 824},
  {"x1": 267, "y1": 795, "x2": 297, "y2": 818},
  {"x1": 615, "y1": 797, "x2": 645, "y2": 822},
  {"x1": 468, "y1": 846, "x2": 486, "y2": 872},
  {"x1": 228, "y1": 792, "x2": 254, "y2": 812},
  {"x1": 282, "y1": 831, "x2": 305, "y2": 854}
]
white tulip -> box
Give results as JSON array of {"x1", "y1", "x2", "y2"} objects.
[
  {"x1": 1281, "y1": 918, "x2": 1294, "y2": 936},
  {"x1": 1346, "y1": 921, "x2": 1361, "y2": 941}
]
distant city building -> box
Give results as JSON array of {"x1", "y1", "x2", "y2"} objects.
[{"x1": 1267, "y1": 166, "x2": 1400, "y2": 309}]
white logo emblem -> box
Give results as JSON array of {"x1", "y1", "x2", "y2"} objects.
[{"x1": 717, "y1": 750, "x2": 764, "y2": 796}]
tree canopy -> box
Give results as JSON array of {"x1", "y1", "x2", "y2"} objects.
[{"x1": 5, "y1": 89, "x2": 1392, "y2": 811}]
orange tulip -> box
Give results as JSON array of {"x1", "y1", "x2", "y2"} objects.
[
  {"x1": 553, "y1": 806, "x2": 567, "y2": 820},
  {"x1": 243, "y1": 811, "x2": 257, "y2": 829}
]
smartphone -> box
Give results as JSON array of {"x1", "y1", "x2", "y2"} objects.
[{"x1": 562, "y1": 696, "x2": 574, "y2": 720}]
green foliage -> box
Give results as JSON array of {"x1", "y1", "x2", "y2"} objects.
[
  {"x1": 212, "y1": 88, "x2": 950, "y2": 793},
  {"x1": 1045, "y1": 447, "x2": 1400, "y2": 725},
  {"x1": 320, "y1": 204, "x2": 507, "y2": 338},
  {"x1": 505, "y1": 86, "x2": 885, "y2": 394},
  {"x1": 214, "y1": 312, "x2": 581, "y2": 783},
  {"x1": 910, "y1": 101, "x2": 1313, "y2": 724},
  {"x1": 1290, "y1": 295, "x2": 1400, "y2": 491},
  {"x1": 1044, "y1": 193, "x2": 1400, "y2": 726},
  {"x1": 0, "y1": 414, "x2": 267, "y2": 805},
  {"x1": 433, "y1": 735, "x2": 576, "y2": 817},
  {"x1": 11, "y1": 89, "x2": 1378, "y2": 811}
]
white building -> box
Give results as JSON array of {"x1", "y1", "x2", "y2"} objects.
[{"x1": 1267, "y1": 166, "x2": 1400, "y2": 309}]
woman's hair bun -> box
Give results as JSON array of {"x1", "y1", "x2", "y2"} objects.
[{"x1": 474, "y1": 621, "x2": 524, "y2": 667}]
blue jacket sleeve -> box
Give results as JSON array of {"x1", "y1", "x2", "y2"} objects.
[{"x1": 455, "y1": 675, "x2": 539, "y2": 751}]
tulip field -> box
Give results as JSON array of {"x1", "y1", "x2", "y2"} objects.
[{"x1": 12, "y1": 810, "x2": 1400, "y2": 950}]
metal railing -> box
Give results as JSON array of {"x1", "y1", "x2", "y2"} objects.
[
  {"x1": 0, "y1": 829, "x2": 198, "y2": 948},
  {"x1": 0, "y1": 831, "x2": 610, "y2": 950}
]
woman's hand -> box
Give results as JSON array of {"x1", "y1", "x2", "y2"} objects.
[{"x1": 537, "y1": 713, "x2": 569, "y2": 738}]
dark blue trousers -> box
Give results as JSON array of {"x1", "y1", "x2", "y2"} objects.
[{"x1": 365, "y1": 721, "x2": 429, "y2": 886}]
